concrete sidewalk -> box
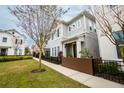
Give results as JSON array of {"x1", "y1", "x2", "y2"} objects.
[{"x1": 33, "y1": 57, "x2": 124, "y2": 88}]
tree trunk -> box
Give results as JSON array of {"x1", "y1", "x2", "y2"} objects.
[{"x1": 39, "y1": 51, "x2": 42, "y2": 70}]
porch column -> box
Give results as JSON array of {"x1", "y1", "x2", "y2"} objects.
[
  {"x1": 76, "y1": 40, "x2": 81, "y2": 58},
  {"x1": 62, "y1": 44, "x2": 66, "y2": 57}
]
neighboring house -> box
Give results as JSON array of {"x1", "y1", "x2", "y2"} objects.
[
  {"x1": 96, "y1": 5, "x2": 124, "y2": 60},
  {"x1": 31, "y1": 45, "x2": 40, "y2": 56},
  {"x1": 0, "y1": 29, "x2": 26, "y2": 56},
  {"x1": 46, "y1": 11, "x2": 100, "y2": 58}
]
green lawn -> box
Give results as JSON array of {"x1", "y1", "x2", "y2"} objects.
[{"x1": 0, "y1": 59, "x2": 88, "y2": 88}]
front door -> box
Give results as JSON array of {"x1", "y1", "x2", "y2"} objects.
[
  {"x1": 73, "y1": 43, "x2": 77, "y2": 57},
  {"x1": 1, "y1": 49, "x2": 7, "y2": 56}
]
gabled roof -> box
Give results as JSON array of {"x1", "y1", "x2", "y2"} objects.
[
  {"x1": 58, "y1": 10, "x2": 95, "y2": 26},
  {"x1": 0, "y1": 29, "x2": 26, "y2": 39}
]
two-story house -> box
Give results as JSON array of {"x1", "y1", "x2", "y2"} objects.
[
  {"x1": 46, "y1": 11, "x2": 100, "y2": 58},
  {"x1": 0, "y1": 29, "x2": 26, "y2": 56},
  {"x1": 96, "y1": 5, "x2": 124, "y2": 60}
]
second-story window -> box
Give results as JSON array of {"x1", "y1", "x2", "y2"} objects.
[
  {"x1": 52, "y1": 33, "x2": 54, "y2": 40},
  {"x1": 89, "y1": 26, "x2": 92, "y2": 31},
  {"x1": 57, "y1": 28, "x2": 60, "y2": 37},
  {"x1": 73, "y1": 24, "x2": 75, "y2": 27},
  {"x1": 94, "y1": 29, "x2": 96, "y2": 32},
  {"x1": 69, "y1": 26, "x2": 71, "y2": 31},
  {"x1": 20, "y1": 39, "x2": 23, "y2": 44},
  {"x1": 15, "y1": 39, "x2": 18, "y2": 44},
  {"x1": 2, "y1": 37, "x2": 7, "y2": 42}
]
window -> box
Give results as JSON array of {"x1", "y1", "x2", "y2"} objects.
[
  {"x1": 52, "y1": 48, "x2": 54, "y2": 56},
  {"x1": 117, "y1": 45, "x2": 124, "y2": 58},
  {"x1": 113, "y1": 31, "x2": 124, "y2": 58},
  {"x1": 15, "y1": 39, "x2": 18, "y2": 44},
  {"x1": 69, "y1": 26, "x2": 71, "y2": 31},
  {"x1": 14, "y1": 49, "x2": 17, "y2": 55},
  {"x1": 73, "y1": 24, "x2": 75, "y2": 27},
  {"x1": 52, "y1": 33, "x2": 54, "y2": 40},
  {"x1": 94, "y1": 29, "x2": 96, "y2": 32},
  {"x1": 58, "y1": 46, "x2": 60, "y2": 52},
  {"x1": 72, "y1": 24, "x2": 76, "y2": 30},
  {"x1": 19, "y1": 49, "x2": 22, "y2": 55},
  {"x1": 89, "y1": 26, "x2": 92, "y2": 31},
  {"x1": 113, "y1": 31, "x2": 124, "y2": 44},
  {"x1": 20, "y1": 39, "x2": 23, "y2": 44},
  {"x1": 12, "y1": 32, "x2": 14, "y2": 34},
  {"x1": 55, "y1": 47, "x2": 56, "y2": 56},
  {"x1": 57, "y1": 29, "x2": 59, "y2": 37},
  {"x1": 2, "y1": 37, "x2": 7, "y2": 42},
  {"x1": 57, "y1": 46, "x2": 60, "y2": 56}
]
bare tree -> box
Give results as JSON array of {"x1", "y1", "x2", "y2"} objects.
[
  {"x1": 9, "y1": 5, "x2": 67, "y2": 72},
  {"x1": 89, "y1": 5, "x2": 124, "y2": 60},
  {"x1": 111, "y1": 5, "x2": 124, "y2": 36},
  {"x1": 12, "y1": 35, "x2": 21, "y2": 55},
  {"x1": 90, "y1": 5, "x2": 118, "y2": 46}
]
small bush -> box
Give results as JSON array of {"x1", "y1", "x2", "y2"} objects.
[
  {"x1": 98, "y1": 63, "x2": 119, "y2": 75},
  {"x1": 0, "y1": 56, "x2": 33, "y2": 62},
  {"x1": 79, "y1": 48, "x2": 92, "y2": 58}
]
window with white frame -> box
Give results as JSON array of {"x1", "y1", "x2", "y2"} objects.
[
  {"x1": 52, "y1": 48, "x2": 54, "y2": 56},
  {"x1": 57, "y1": 46, "x2": 60, "y2": 56},
  {"x1": 15, "y1": 39, "x2": 18, "y2": 44},
  {"x1": 68, "y1": 20, "x2": 81, "y2": 32},
  {"x1": 68, "y1": 26, "x2": 71, "y2": 31},
  {"x1": 52, "y1": 33, "x2": 54, "y2": 40},
  {"x1": 20, "y1": 39, "x2": 23, "y2": 44},
  {"x1": 2, "y1": 37, "x2": 7, "y2": 42},
  {"x1": 89, "y1": 26, "x2": 92, "y2": 31},
  {"x1": 57, "y1": 28, "x2": 60, "y2": 37},
  {"x1": 19, "y1": 49, "x2": 22, "y2": 55},
  {"x1": 54, "y1": 47, "x2": 56, "y2": 56}
]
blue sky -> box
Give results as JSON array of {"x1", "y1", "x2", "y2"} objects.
[{"x1": 0, "y1": 5, "x2": 88, "y2": 47}]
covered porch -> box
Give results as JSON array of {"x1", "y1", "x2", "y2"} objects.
[
  {"x1": 0, "y1": 48, "x2": 8, "y2": 56},
  {"x1": 62, "y1": 35, "x2": 85, "y2": 58},
  {"x1": 0, "y1": 46, "x2": 10, "y2": 56}
]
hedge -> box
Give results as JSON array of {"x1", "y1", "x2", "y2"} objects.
[{"x1": 0, "y1": 56, "x2": 33, "y2": 62}]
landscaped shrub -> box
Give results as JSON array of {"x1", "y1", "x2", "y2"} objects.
[
  {"x1": 0, "y1": 56, "x2": 33, "y2": 62},
  {"x1": 79, "y1": 48, "x2": 92, "y2": 58},
  {"x1": 98, "y1": 63, "x2": 119, "y2": 75}
]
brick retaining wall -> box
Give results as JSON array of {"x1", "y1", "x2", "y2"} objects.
[{"x1": 62, "y1": 57, "x2": 93, "y2": 75}]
